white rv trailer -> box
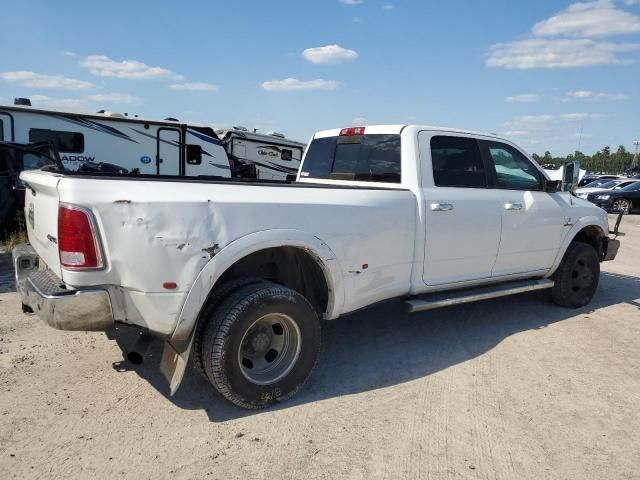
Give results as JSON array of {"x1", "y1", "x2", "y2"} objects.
[
  {"x1": 0, "y1": 99, "x2": 231, "y2": 177},
  {"x1": 217, "y1": 127, "x2": 306, "y2": 181}
]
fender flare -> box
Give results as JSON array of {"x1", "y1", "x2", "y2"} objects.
[
  {"x1": 170, "y1": 229, "x2": 345, "y2": 341},
  {"x1": 545, "y1": 216, "x2": 607, "y2": 277}
]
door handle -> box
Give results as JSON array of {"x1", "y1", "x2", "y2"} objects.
[
  {"x1": 504, "y1": 202, "x2": 523, "y2": 210},
  {"x1": 431, "y1": 202, "x2": 454, "y2": 212}
]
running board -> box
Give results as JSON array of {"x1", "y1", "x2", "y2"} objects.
[{"x1": 405, "y1": 279, "x2": 554, "y2": 313}]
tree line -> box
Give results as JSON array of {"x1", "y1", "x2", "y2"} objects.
[{"x1": 531, "y1": 145, "x2": 639, "y2": 175}]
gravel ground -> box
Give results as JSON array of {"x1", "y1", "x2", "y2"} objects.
[{"x1": 1, "y1": 214, "x2": 639, "y2": 480}]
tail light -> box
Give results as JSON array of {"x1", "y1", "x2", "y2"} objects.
[
  {"x1": 58, "y1": 204, "x2": 104, "y2": 269},
  {"x1": 339, "y1": 126, "x2": 366, "y2": 136}
]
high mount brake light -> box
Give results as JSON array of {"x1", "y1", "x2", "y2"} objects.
[
  {"x1": 58, "y1": 204, "x2": 103, "y2": 269},
  {"x1": 339, "y1": 127, "x2": 366, "y2": 136}
]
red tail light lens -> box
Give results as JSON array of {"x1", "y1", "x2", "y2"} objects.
[
  {"x1": 58, "y1": 204, "x2": 103, "y2": 269},
  {"x1": 339, "y1": 126, "x2": 366, "y2": 136}
]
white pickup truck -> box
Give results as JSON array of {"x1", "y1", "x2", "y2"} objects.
[{"x1": 12, "y1": 125, "x2": 621, "y2": 409}]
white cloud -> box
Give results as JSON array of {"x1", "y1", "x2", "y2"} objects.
[
  {"x1": 383, "y1": 3, "x2": 393, "y2": 9},
  {"x1": 340, "y1": 0, "x2": 363, "y2": 4},
  {"x1": 62, "y1": 51, "x2": 77, "y2": 57},
  {"x1": 85, "y1": 93, "x2": 142, "y2": 104},
  {"x1": 261, "y1": 78, "x2": 340, "y2": 92},
  {"x1": 487, "y1": 38, "x2": 640, "y2": 69},
  {"x1": 169, "y1": 82, "x2": 220, "y2": 92},
  {"x1": 506, "y1": 93, "x2": 540, "y2": 102},
  {"x1": 512, "y1": 114, "x2": 555, "y2": 123},
  {"x1": 503, "y1": 130, "x2": 529, "y2": 136},
  {"x1": 563, "y1": 90, "x2": 628, "y2": 101},
  {"x1": 82, "y1": 55, "x2": 184, "y2": 81},
  {"x1": 29, "y1": 95, "x2": 88, "y2": 110},
  {"x1": 487, "y1": 1, "x2": 640, "y2": 69},
  {"x1": 623, "y1": 0, "x2": 639, "y2": 5},
  {"x1": 559, "y1": 112, "x2": 601, "y2": 120},
  {"x1": 533, "y1": 0, "x2": 640, "y2": 38},
  {"x1": 25, "y1": 92, "x2": 144, "y2": 111},
  {"x1": 302, "y1": 44, "x2": 358, "y2": 64},
  {"x1": 0, "y1": 71, "x2": 93, "y2": 90}
]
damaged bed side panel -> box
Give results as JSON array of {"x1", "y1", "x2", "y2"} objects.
[{"x1": 55, "y1": 176, "x2": 416, "y2": 336}]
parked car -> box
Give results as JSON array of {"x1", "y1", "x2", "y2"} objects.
[
  {"x1": 11, "y1": 125, "x2": 621, "y2": 409},
  {"x1": 587, "y1": 181, "x2": 640, "y2": 213},
  {"x1": 577, "y1": 174, "x2": 622, "y2": 187},
  {"x1": 575, "y1": 179, "x2": 639, "y2": 199}
]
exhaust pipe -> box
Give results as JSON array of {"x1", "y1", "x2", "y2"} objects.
[{"x1": 127, "y1": 333, "x2": 155, "y2": 365}]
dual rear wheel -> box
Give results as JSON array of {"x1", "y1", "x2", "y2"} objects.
[{"x1": 196, "y1": 281, "x2": 321, "y2": 409}]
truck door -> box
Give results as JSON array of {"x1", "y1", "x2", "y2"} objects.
[
  {"x1": 419, "y1": 132, "x2": 503, "y2": 285},
  {"x1": 480, "y1": 140, "x2": 566, "y2": 276},
  {"x1": 157, "y1": 128, "x2": 181, "y2": 175}
]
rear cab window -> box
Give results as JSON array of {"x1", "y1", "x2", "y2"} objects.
[{"x1": 300, "y1": 131, "x2": 401, "y2": 184}]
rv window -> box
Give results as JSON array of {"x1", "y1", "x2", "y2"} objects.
[
  {"x1": 281, "y1": 149, "x2": 293, "y2": 161},
  {"x1": 0, "y1": 119, "x2": 4, "y2": 141},
  {"x1": 29, "y1": 129, "x2": 84, "y2": 153},
  {"x1": 186, "y1": 144, "x2": 202, "y2": 165}
]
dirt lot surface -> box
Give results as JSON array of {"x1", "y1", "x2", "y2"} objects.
[{"x1": 1, "y1": 214, "x2": 639, "y2": 480}]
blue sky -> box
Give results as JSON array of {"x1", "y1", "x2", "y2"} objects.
[{"x1": 0, "y1": 0, "x2": 639, "y2": 155}]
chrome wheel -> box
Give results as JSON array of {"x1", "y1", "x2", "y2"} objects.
[
  {"x1": 238, "y1": 313, "x2": 302, "y2": 385},
  {"x1": 612, "y1": 199, "x2": 630, "y2": 213}
]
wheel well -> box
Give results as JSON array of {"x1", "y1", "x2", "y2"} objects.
[
  {"x1": 216, "y1": 246, "x2": 330, "y2": 314},
  {"x1": 572, "y1": 225, "x2": 605, "y2": 255}
]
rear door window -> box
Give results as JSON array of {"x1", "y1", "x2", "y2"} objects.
[
  {"x1": 301, "y1": 134, "x2": 401, "y2": 183},
  {"x1": 430, "y1": 135, "x2": 488, "y2": 188}
]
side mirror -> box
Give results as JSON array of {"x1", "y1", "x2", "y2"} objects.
[
  {"x1": 563, "y1": 161, "x2": 580, "y2": 192},
  {"x1": 544, "y1": 179, "x2": 563, "y2": 193}
]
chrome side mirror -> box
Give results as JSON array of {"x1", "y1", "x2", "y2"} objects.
[{"x1": 563, "y1": 161, "x2": 580, "y2": 192}]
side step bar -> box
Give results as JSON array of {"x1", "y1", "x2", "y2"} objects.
[{"x1": 405, "y1": 278, "x2": 554, "y2": 313}]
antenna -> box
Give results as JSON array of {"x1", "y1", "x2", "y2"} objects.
[{"x1": 577, "y1": 124, "x2": 584, "y2": 151}]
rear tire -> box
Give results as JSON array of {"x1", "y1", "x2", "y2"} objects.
[
  {"x1": 551, "y1": 242, "x2": 600, "y2": 308},
  {"x1": 191, "y1": 277, "x2": 262, "y2": 380},
  {"x1": 201, "y1": 281, "x2": 321, "y2": 409}
]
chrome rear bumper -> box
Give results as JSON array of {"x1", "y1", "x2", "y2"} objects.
[{"x1": 12, "y1": 244, "x2": 114, "y2": 331}]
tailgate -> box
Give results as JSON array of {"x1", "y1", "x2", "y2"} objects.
[{"x1": 20, "y1": 170, "x2": 62, "y2": 277}]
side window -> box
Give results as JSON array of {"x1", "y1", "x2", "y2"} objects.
[
  {"x1": 486, "y1": 141, "x2": 541, "y2": 190},
  {"x1": 430, "y1": 135, "x2": 487, "y2": 188},
  {"x1": 186, "y1": 144, "x2": 202, "y2": 165},
  {"x1": 0, "y1": 119, "x2": 4, "y2": 141},
  {"x1": 281, "y1": 149, "x2": 293, "y2": 161},
  {"x1": 29, "y1": 129, "x2": 84, "y2": 153}
]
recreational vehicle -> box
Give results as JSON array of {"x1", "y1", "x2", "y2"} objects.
[
  {"x1": 0, "y1": 99, "x2": 231, "y2": 177},
  {"x1": 217, "y1": 127, "x2": 305, "y2": 181}
]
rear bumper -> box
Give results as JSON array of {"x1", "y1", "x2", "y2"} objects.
[{"x1": 12, "y1": 244, "x2": 114, "y2": 331}]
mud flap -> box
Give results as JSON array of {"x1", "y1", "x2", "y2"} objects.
[{"x1": 160, "y1": 331, "x2": 195, "y2": 396}]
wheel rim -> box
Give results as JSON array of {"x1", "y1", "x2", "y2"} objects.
[
  {"x1": 237, "y1": 313, "x2": 302, "y2": 385},
  {"x1": 612, "y1": 199, "x2": 629, "y2": 213},
  {"x1": 570, "y1": 256, "x2": 595, "y2": 294}
]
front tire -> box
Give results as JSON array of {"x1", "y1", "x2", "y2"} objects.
[
  {"x1": 611, "y1": 198, "x2": 631, "y2": 214},
  {"x1": 551, "y1": 242, "x2": 600, "y2": 308},
  {"x1": 201, "y1": 281, "x2": 321, "y2": 409}
]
